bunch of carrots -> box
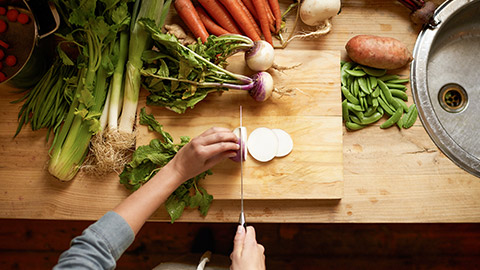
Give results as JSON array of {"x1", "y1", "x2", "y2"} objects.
[{"x1": 174, "y1": 0, "x2": 282, "y2": 45}]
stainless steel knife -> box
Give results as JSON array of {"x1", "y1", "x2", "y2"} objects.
[{"x1": 238, "y1": 106, "x2": 246, "y2": 228}]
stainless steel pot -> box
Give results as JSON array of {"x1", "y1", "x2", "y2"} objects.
[
  {"x1": 411, "y1": 0, "x2": 480, "y2": 177},
  {"x1": 0, "y1": 0, "x2": 59, "y2": 88}
]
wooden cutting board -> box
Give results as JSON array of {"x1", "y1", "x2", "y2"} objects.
[{"x1": 137, "y1": 49, "x2": 343, "y2": 200}]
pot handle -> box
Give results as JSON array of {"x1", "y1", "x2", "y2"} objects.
[
  {"x1": 37, "y1": 2, "x2": 60, "y2": 40},
  {"x1": 24, "y1": 0, "x2": 60, "y2": 40}
]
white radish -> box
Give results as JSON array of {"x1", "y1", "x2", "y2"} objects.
[
  {"x1": 300, "y1": 0, "x2": 341, "y2": 27},
  {"x1": 272, "y1": 129, "x2": 293, "y2": 157},
  {"x1": 230, "y1": 127, "x2": 248, "y2": 162},
  {"x1": 247, "y1": 127, "x2": 278, "y2": 162}
]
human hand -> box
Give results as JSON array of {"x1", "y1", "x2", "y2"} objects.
[
  {"x1": 230, "y1": 226, "x2": 266, "y2": 270},
  {"x1": 167, "y1": 127, "x2": 239, "y2": 183}
]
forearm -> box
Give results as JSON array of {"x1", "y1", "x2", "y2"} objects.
[{"x1": 113, "y1": 163, "x2": 184, "y2": 234}]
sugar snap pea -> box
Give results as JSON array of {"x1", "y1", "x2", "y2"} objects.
[
  {"x1": 361, "y1": 66, "x2": 387, "y2": 77},
  {"x1": 350, "y1": 116, "x2": 363, "y2": 125},
  {"x1": 402, "y1": 104, "x2": 418, "y2": 129},
  {"x1": 341, "y1": 86, "x2": 359, "y2": 104},
  {"x1": 345, "y1": 69, "x2": 367, "y2": 77},
  {"x1": 378, "y1": 79, "x2": 395, "y2": 106},
  {"x1": 341, "y1": 61, "x2": 413, "y2": 131},
  {"x1": 358, "y1": 77, "x2": 371, "y2": 94},
  {"x1": 378, "y1": 74, "x2": 399, "y2": 81},
  {"x1": 378, "y1": 97, "x2": 395, "y2": 116},
  {"x1": 369, "y1": 76, "x2": 378, "y2": 89},
  {"x1": 364, "y1": 105, "x2": 378, "y2": 117},
  {"x1": 390, "y1": 89, "x2": 408, "y2": 101},
  {"x1": 342, "y1": 100, "x2": 349, "y2": 122},
  {"x1": 345, "y1": 121, "x2": 366, "y2": 131},
  {"x1": 371, "y1": 86, "x2": 380, "y2": 98},
  {"x1": 385, "y1": 79, "x2": 409, "y2": 84},
  {"x1": 360, "y1": 111, "x2": 383, "y2": 125},
  {"x1": 386, "y1": 83, "x2": 408, "y2": 90},
  {"x1": 347, "y1": 102, "x2": 363, "y2": 112},
  {"x1": 394, "y1": 97, "x2": 409, "y2": 112},
  {"x1": 380, "y1": 108, "x2": 403, "y2": 129}
]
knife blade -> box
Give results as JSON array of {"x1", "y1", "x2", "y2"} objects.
[{"x1": 238, "y1": 106, "x2": 246, "y2": 228}]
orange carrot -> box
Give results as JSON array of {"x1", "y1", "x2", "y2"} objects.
[
  {"x1": 198, "y1": 0, "x2": 242, "y2": 34},
  {"x1": 235, "y1": 0, "x2": 262, "y2": 36},
  {"x1": 241, "y1": 0, "x2": 258, "y2": 20},
  {"x1": 252, "y1": 0, "x2": 272, "y2": 44},
  {"x1": 268, "y1": 0, "x2": 281, "y2": 33},
  {"x1": 265, "y1": 1, "x2": 276, "y2": 33},
  {"x1": 196, "y1": 6, "x2": 230, "y2": 36},
  {"x1": 242, "y1": 0, "x2": 274, "y2": 32},
  {"x1": 218, "y1": 0, "x2": 261, "y2": 41},
  {"x1": 174, "y1": 0, "x2": 209, "y2": 42}
]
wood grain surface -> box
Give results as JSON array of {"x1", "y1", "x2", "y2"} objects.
[
  {"x1": 137, "y1": 50, "x2": 343, "y2": 200},
  {"x1": 1, "y1": 0, "x2": 479, "y2": 222}
]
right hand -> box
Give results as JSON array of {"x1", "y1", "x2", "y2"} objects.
[{"x1": 230, "y1": 226, "x2": 266, "y2": 270}]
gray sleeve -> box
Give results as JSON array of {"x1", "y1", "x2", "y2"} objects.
[{"x1": 53, "y1": 211, "x2": 135, "y2": 270}]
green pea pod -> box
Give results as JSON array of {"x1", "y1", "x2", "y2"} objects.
[
  {"x1": 385, "y1": 79, "x2": 409, "y2": 84},
  {"x1": 402, "y1": 104, "x2": 418, "y2": 129},
  {"x1": 377, "y1": 106, "x2": 384, "y2": 115},
  {"x1": 378, "y1": 79, "x2": 395, "y2": 105},
  {"x1": 391, "y1": 89, "x2": 408, "y2": 101},
  {"x1": 341, "y1": 86, "x2": 360, "y2": 105},
  {"x1": 341, "y1": 62, "x2": 354, "y2": 86},
  {"x1": 378, "y1": 74, "x2": 399, "y2": 81},
  {"x1": 366, "y1": 95, "x2": 372, "y2": 106},
  {"x1": 359, "y1": 96, "x2": 366, "y2": 111},
  {"x1": 364, "y1": 105, "x2": 378, "y2": 117},
  {"x1": 342, "y1": 99, "x2": 349, "y2": 122},
  {"x1": 371, "y1": 86, "x2": 380, "y2": 98},
  {"x1": 389, "y1": 98, "x2": 402, "y2": 111},
  {"x1": 352, "y1": 78, "x2": 360, "y2": 97},
  {"x1": 372, "y1": 97, "x2": 379, "y2": 108},
  {"x1": 396, "y1": 116, "x2": 404, "y2": 129},
  {"x1": 393, "y1": 97, "x2": 408, "y2": 112},
  {"x1": 350, "y1": 115, "x2": 363, "y2": 125},
  {"x1": 345, "y1": 121, "x2": 366, "y2": 131},
  {"x1": 358, "y1": 77, "x2": 371, "y2": 94},
  {"x1": 369, "y1": 76, "x2": 378, "y2": 89},
  {"x1": 378, "y1": 97, "x2": 395, "y2": 116},
  {"x1": 386, "y1": 83, "x2": 408, "y2": 90},
  {"x1": 380, "y1": 108, "x2": 403, "y2": 129},
  {"x1": 347, "y1": 75, "x2": 354, "y2": 88},
  {"x1": 347, "y1": 102, "x2": 364, "y2": 112},
  {"x1": 360, "y1": 111, "x2": 383, "y2": 125},
  {"x1": 361, "y1": 66, "x2": 387, "y2": 77},
  {"x1": 345, "y1": 69, "x2": 367, "y2": 77}
]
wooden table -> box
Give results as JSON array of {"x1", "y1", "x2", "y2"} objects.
[{"x1": 1, "y1": 0, "x2": 479, "y2": 223}]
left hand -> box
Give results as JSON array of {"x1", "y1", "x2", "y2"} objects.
[{"x1": 167, "y1": 127, "x2": 239, "y2": 182}]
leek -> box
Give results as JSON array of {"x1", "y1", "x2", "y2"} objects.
[{"x1": 118, "y1": 0, "x2": 172, "y2": 133}]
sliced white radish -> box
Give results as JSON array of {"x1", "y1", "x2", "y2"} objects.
[
  {"x1": 230, "y1": 127, "x2": 247, "y2": 162},
  {"x1": 247, "y1": 127, "x2": 278, "y2": 162},
  {"x1": 272, "y1": 129, "x2": 293, "y2": 157}
]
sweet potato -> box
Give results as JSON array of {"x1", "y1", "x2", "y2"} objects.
[{"x1": 345, "y1": 35, "x2": 413, "y2": 70}]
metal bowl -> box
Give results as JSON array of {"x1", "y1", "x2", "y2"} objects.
[{"x1": 411, "y1": 0, "x2": 480, "y2": 177}]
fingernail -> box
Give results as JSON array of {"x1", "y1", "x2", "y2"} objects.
[{"x1": 237, "y1": 225, "x2": 244, "y2": 234}]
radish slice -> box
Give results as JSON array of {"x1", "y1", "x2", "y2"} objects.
[
  {"x1": 247, "y1": 127, "x2": 278, "y2": 162},
  {"x1": 230, "y1": 127, "x2": 247, "y2": 162},
  {"x1": 272, "y1": 129, "x2": 293, "y2": 157}
]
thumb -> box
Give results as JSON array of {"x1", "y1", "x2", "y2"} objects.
[{"x1": 232, "y1": 225, "x2": 246, "y2": 256}]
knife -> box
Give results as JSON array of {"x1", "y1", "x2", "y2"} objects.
[{"x1": 238, "y1": 106, "x2": 246, "y2": 228}]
